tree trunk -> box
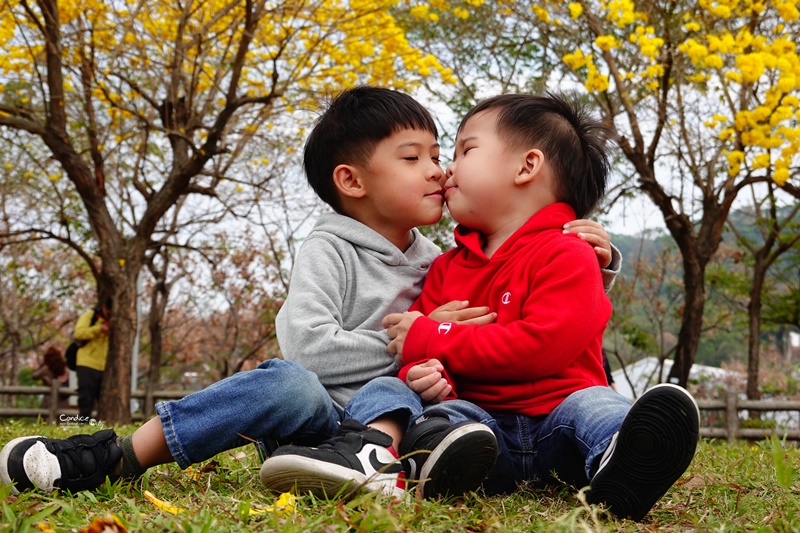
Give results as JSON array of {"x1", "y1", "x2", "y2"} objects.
[
  {"x1": 96, "y1": 264, "x2": 139, "y2": 424},
  {"x1": 668, "y1": 252, "x2": 706, "y2": 386},
  {"x1": 145, "y1": 281, "x2": 168, "y2": 417},
  {"x1": 746, "y1": 256, "x2": 767, "y2": 403}
]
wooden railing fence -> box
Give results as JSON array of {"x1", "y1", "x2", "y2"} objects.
[
  {"x1": 0, "y1": 382, "x2": 189, "y2": 423},
  {"x1": 1, "y1": 384, "x2": 799, "y2": 443}
]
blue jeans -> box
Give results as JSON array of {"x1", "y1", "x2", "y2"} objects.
[
  {"x1": 344, "y1": 376, "x2": 424, "y2": 425},
  {"x1": 156, "y1": 360, "x2": 420, "y2": 469},
  {"x1": 425, "y1": 386, "x2": 632, "y2": 494}
]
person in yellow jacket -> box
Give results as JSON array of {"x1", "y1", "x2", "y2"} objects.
[{"x1": 73, "y1": 299, "x2": 111, "y2": 419}]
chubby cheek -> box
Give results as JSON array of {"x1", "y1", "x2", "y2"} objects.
[{"x1": 445, "y1": 194, "x2": 474, "y2": 224}]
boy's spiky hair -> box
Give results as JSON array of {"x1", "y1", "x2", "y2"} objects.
[
  {"x1": 304, "y1": 86, "x2": 439, "y2": 214},
  {"x1": 458, "y1": 92, "x2": 612, "y2": 218}
]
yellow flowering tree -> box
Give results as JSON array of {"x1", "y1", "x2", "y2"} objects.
[
  {"x1": 0, "y1": 0, "x2": 450, "y2": 422},
  {"x1": 403, "y1": 0, "x2": 800, "y2": 389}
]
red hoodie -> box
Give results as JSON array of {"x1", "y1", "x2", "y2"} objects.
[{"x1": 399, "y1": 203, "x2": 611, "y2": 416}]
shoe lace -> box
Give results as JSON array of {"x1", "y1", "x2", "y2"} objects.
[{"x1": 49, "y1": 432, "x2": 119, "y2": 482}]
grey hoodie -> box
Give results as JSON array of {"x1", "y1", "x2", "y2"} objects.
[{"x1": 276, "y1": 213, "x2": 442, "y2": 411}]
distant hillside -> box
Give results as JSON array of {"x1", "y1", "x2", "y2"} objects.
[{"x1": 608, "y1": 232, "x2": 673, "y2": 275}]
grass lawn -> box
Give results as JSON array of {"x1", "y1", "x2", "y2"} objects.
[{"x1": 1, "y1": 419, "x2": 798, "y2": 532}]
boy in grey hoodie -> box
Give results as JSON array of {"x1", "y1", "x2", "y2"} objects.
[{"x1": 1, "y1": 87, "x2": 617, "y2": 502}]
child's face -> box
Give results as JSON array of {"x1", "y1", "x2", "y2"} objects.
[
  {"x1": 444, "y1": 111, "x2": 523, "y2": 231},
  {"x1": 357, "y1": 128, "x2": 446, "y2": 231}
]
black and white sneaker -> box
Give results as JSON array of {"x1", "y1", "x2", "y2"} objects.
[
  {"x1": 399, "y1": 411, "x2": 497, "y2": 499},
  {"x1": 259, "y1": 419, "x2": 405, "y2": 499},
  {"x1": 586, "y1": 383, "x2": 700, "y2": 521},
  {"x1": 0, "y1": 429, "x2": 123, "y2": 494}
]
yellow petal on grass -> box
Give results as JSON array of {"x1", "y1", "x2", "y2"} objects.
[
  {"x1": 183, "y1": 465, "x2": 202, "y2": 481},
  {"x1": 143, "y1": 490, "x2": 185, "y2": 515},
  {"x1": 249, "y1": 492, "x2": 296, "y2": 516}
]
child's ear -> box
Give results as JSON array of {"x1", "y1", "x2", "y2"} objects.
[
  {"x1": 333, "y1": 164, "x2": 367, "y2": 199},
  {"x1": 515, "y1": 148, "x2": 545, "y2": 185}
]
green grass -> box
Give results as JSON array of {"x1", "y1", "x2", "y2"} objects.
[{"x1": 1, "y1": 420, "x2": 798, "y2": 532}]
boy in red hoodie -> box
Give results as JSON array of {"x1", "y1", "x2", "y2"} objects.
[{"x1": 383, "y1": 93, "x2": 699, "y2": 521}]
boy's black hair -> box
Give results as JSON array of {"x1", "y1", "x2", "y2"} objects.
[
  {"x1": 304, "y1": 86, "x2": 439, "y2": 214},
  {"x1": 458, "y1": 93, "x2": 611, "y2": 218}
]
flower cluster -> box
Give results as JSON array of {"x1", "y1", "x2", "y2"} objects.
[{"x1": 554, "y1": 0, "x2": 799, "y2": 187}]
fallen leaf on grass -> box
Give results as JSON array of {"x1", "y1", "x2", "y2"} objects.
[{"x1": 78, "y1": 515, "x2": 128, "y2": 533}]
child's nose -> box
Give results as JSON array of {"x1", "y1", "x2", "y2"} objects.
[{"x1": 430, "y1": 162, "x2": 445, "y2": 182}]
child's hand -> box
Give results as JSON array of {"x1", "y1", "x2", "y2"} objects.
[
  {"x1": 428, "y1": 300, "x2": 496, "y2": 325},
  {"x1": 563, "y1": 219, "x2": 612, "y2": 269},
  {"x1": 405, "y1": 359, "x2": 451, "y2": 404},
  {"x1": 383, "y1": 311, "x2": 424, "y2": 364}
]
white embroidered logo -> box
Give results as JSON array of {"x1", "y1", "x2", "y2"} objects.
[
  {"x1": 438, "y1": 322, "x2": 452, "y2": 335},
  {"x1": 501, "y1": 292, "x2": 511, "y2": 305}
]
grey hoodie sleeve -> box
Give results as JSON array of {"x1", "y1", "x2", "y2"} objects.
[
  {"x1": 601, "y1": 243, "x2": 623, "y2": 293},
  {"x1": 276, "y1": 237, "x2": 397, "y2": 392}
]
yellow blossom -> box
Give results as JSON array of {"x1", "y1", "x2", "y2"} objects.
[
  {"x1": 585, "y1": 64, "x2": 610, "y2": 92},
  {"x1": 645, "y1": 64, "x2": 664, "y2": 78},
  {"x1": 531, "y1": 5, "x2": 550, "y2": 23},
  {"x1": 704, "y1": 54, "x2": 723, "y2": 69},
  {"x1": 563, "y1": 49, "x2": 592, "y2": 70},
  {"x1": 453, "y1": 7, "x2": 469, "y2": 19},
  {"x1": 687, "y1": 73, "x2": 709, "y2": 83},
  {"x1": 778, "y1": 74, "x2": 796, "y2": 93},
  {"x1": 410, "y1": 5, "x2": 429, "y2": 19},
  {"x1": 595, "y1": 35, "x2": 619, "y2": 51},
  {"x1": 727, "y1": 150, "x2": 744, "y2": 176},
  {"x1": 736, "y1": 54, "x2": 766, "y2": 83},
  {"x1": 773, "y1": 167, "x2": 790, "y2": 185},
  {"x1": 776, "y1": 0, "x2": 800, "y2": 21},
  {"x1": 727, "y1": 150, "x2": 745, "y2": 166},
  {"x1": 751, "y1": 153, "x2": 771, "y2": 169},
  {"x1": 679, "y1": 39, "x2": 708, "y2": 65},
  {"x1": 568, "y1": 3, "x2": 583, "y2": 18},
  {"x1": 718, "y1": 128, "x2": 734, "y2": 141},
  {"x1": 725, "y1": 71, "x2": 743, "y2": 84}
]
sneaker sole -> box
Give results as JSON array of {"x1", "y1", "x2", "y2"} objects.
[
  {"x1": 0, "y1": 436, "x2": 61, "y2": 495},
  {"x1": 587, "y1": 383, "x2": 700, "y2": 521},
  {"x1": 259, "y1": 455, "x2": 405, "y2": 500},
  {"x1": 418, "y1": 424, "x2": 497, "y2": 499}
]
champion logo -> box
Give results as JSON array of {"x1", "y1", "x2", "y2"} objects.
[
  {"x1": 438, "y1": 322, "x2": 452, "y2": 334},
  {"x1": 501, "y1": 292, "x2": 511, "y2": 304}
]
